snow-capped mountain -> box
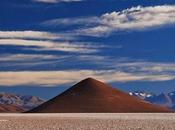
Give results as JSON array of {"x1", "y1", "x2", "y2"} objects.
[
  {"x1": 129, "y1": 91, "x2": 175, "y2": 110},
  {"x1": 0, "y1": 92, "x2": 45, "y2": 111},
  {"x1": 129, "y1": 91, "x2": 154, "y2": 100}
]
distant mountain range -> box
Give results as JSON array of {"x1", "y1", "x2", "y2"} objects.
[
  {"x1": 0, "y1": 92, "x2": 45, "y2": 113},
  {"x1": 129, "y1": 91, "x2": 175, "y2": 110},
  {"x1": 1, "y1": 80, "x2": 175, "y2": 113}
]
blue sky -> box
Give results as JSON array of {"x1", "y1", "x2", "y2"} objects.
[{"x1": 1, "y1": 0, "x2": 175, "y2": 99}]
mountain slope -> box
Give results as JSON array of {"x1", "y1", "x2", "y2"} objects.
[
  {"x1": 28, "y1": 78, "x2": 172, "y2": 113},
  {"x1": 0, "y1": 104, "x2": 24, "y2": 113},
  {"x1": 129, "y1": 91, "x2": 175, "y2": 110},
  {"x1": 0, "y1": 92, "x2": 44, "y2": 112}
]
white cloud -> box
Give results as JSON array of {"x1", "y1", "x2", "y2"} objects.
[
  {"x1": 42, "y1": 17, "x2": 99, "y2": 26},
  {"x1": 0, "y1": 70, "x2": 174, "y2": 86},
  {"x1": 33, "y1": 0, "x2": 83, "y2": 3},
  {"x1": 1, "y1": 54, "x2": 175, "y2": 86},
  {"x1": 0, "y1": 54, "x2": 59, "y2": 62},
  {"x1": 114, "y1": 62, "x2": 175, "y2": 73},
  {"x1": 80, "y1": 5, "x2": 175, "y2": 36},
  {"x1": 0, "y1": 31, "x2": 60, "y2": 40},
  {"x1": 0, "y1": 30, "x2": 103, "y2": 53},
  {"x1": 44, "y1": 5, "x2": 175, "y2": 36},
  {"x1": 0, "y1": 39, "x2": 99, "y2": 53}
]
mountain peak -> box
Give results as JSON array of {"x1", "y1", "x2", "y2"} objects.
[
  {"x1": 79, "y1": 77, "x2": 102, "y2": 85},
  {"x1": 83, "y1": 77, "x2": 96, "y2": 81},
  {"x1": 0, "y1": 92, "x2": 44, "y2": 112},
  {"x1": 29, "y1": 78, "x2": 172, "y2": 113},
  {"x1": 67, "y1": 78, "x2": 117, "y2": 97},
  {"x1": 78, "y1": 77, "x2": 99, "y2": 85}
]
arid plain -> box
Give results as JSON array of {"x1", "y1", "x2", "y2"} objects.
[{"x1": 0, "y1": 113, "x2": 175, "y2": 130}]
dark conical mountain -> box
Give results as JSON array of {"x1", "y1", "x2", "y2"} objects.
[{"x1": 28, "y1": 78, "x2": 173, "y2": 113}]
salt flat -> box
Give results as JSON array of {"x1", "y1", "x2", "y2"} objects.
[{"x1": 0, "y1": 113, "x2": 175, "y2": 130}]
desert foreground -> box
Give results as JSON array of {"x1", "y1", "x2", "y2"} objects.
[{"x1": 0, "y1": 113, "x2": 175, "y2": 130}]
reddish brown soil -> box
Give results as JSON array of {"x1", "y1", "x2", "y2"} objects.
[
  {"x1": 28, "y1": 78, "x2": 173, "y2": 113},
  {"x1": 0, "y1": 104, "x2": 24, "y2": 113}
]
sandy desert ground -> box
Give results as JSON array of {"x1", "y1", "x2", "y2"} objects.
[{"x1": 0, "y1": 113, "x2": 175, "y2": 130}]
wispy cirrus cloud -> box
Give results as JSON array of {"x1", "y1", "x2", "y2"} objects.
[
  {"x1": 1, "y1": 53, "x2": 175, "y2": 86},
  {"x1": 42, "y1": 17, "x2": 99, "y2": 26},
  {"x1": 0, "y1": 31, "x2": 74, "y2": 40},
  {"x1": 82, "y1": 5, "x2": 175, "y2": 36},
  {"x1": 0, "y1": 70, "x2": 174, "y2": 86},
  {"x1": 0, "y1": 30, "x2": 114, "y2": 72},
  {"x1": 0, "y1": 54, "x2": 59, "y2": 62},
  {"x1": 43, "y1": 5, "x2": 175, "y2": 36},
  {"x1": 0, "y1": 30, "x2": 103, "y2": 53},
  {"x1": 0, "y1": 39, "x2": 99, "y2": 53},
  {"x1": 115, "y1": 62, "x2": 175, "y2": 73}
]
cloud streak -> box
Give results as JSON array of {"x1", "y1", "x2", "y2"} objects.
[
  {"x1": 44, "y1": 5, "x2": 175, "y2": 36},
  {"x1": 0, "y1": 70, "x2": 175, "y2": 86},
  {"x1": 1, "y1": 53, "x2": 175, "y2": 86},
  {"x1": 0, "y1": 30, "x2": 102, "y2": 53},
  {"x1": 0, "y1": 54, "x2": 59, "y2": 62},
  {"x1": 42, "y1": 17, "x2": 99, "y2": 26},
  {"x1": 0, "y1": 39, "x2": 98, "y2": 53},
  {"x1": 0, "y1": 31, "x2": 60, "y2": 40},
  {"x1": 80, "y1": 5, "x2": 175, "y2": 36}
]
